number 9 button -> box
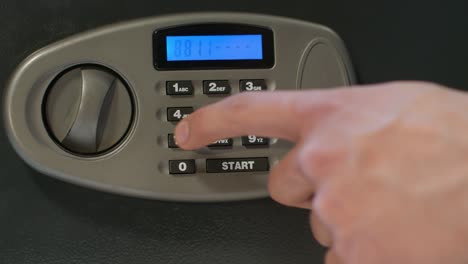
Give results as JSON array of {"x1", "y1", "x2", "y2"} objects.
[{"x1": 242, "y1": 135, "x2": 269, "y2": 147}]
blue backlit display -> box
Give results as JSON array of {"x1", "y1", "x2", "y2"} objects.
[{"x1": 166, "y1": 35, "x2": 263, "y2": 61}]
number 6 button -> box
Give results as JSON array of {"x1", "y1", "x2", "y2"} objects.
[{"x1": 169, "y1": 160, "x2": 196, "y2": 174}]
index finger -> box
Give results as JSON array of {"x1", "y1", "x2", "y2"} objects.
[{"x1": 174, "y1": 90, "x2": 337, "y2": 150}]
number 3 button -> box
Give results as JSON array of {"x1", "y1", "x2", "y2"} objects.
[
  {"x1": 169, "y1": 160, "x2": 196, "y2": 174},
  {"x1": 240, "y1": 79, "x2": 267, "y2": 92}
]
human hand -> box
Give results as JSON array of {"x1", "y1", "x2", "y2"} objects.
[{"x1": 174, "y1": 81, "x2": 468, "y2": 264}]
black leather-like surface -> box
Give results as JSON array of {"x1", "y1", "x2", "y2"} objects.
[{"x1": 1, "y1": 1, "x2": 468, "y2": 263}]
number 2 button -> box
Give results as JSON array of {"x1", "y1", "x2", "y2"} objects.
[{"x1": 203, "y1": 80, "x2": 231, "y2": 95}]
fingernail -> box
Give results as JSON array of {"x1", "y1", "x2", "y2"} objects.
[{"x1": 175, "y1": 120, "x2": 190, "y2": 145}]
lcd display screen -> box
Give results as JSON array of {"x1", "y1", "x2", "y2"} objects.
[{"x1": 166, "y1": 34, "x2": 263, "y2": 61}]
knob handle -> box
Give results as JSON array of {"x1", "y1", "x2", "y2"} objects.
[
  {"x1": 61, "y1": 69, "x2": 117, "y2": 153},
  {"x1": 44, "y1": 65, "x2": 133, "y2": 155}
]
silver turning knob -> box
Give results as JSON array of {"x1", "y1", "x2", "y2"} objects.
[{"x1": 44, "y1": 65, "x2": 134, "y2": 155}]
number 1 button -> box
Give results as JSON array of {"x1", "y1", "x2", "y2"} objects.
[
  {"x1": 169, "y1": 160, "x2": 196, "y2": 174},
  {"x1": 203, "y1": 80, "x2": 231, "y2": 95},
  {"x1": 166, "y1": 81, "x2": 194, "y2": 95}
]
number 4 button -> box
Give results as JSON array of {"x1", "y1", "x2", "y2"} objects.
[{"x1": 167, "y1": 107, "x2": 193, "y2": 122}]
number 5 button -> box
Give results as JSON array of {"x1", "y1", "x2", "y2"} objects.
[{"x1": 169, "y1": 160, "x2": 196, "y2": 174}]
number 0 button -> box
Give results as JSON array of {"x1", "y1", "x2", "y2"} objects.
[
  {"x1": 203, "y1": 80, "x2": 231, "y2": 95},
  {"x1": 167, "y1": 107, "x2": 193, "y2": 122},
  {"x1": 169, "y1": 160, "x2": 196, "y2": 174}
]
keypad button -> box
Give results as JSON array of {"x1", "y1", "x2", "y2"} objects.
[
  {"x1": 166, "y1": 81, "x2": 194, "y2": 95},
  {"x1": 242, "y1": 135, "x2": 269, "y2": 147},
  {"x1": 240, "y1": 79, "x2": 267, "y2": 92},
  {"x1": 168, "y1": 134, "x2": 178, "y2": 148},
  {"x1": 169, "y1": 160, "x2": 196, "y2": 174},
  {"x1": 167, "y1": 107, "x2": 193, "y2": 122},
  {"x1": 206, "y1": 158, "x2": 269, "y2": 173},
  {"x1": 208, "y1": 138, "x2": 233, "y2": 148},
  {"x1": 203, "y1": 80, "x2": 231, "y2": 95}
]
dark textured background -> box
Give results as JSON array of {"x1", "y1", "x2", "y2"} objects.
[{"x1": 1, "y1": 1, "x2": 468, "y2": 263}]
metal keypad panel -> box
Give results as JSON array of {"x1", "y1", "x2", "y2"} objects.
[
  {"x1": 4, "y1": 13, "x2": 355, "y2": 201},
  {"x1": 164, "y1": 79, "x2": 270, "y2": 176}
]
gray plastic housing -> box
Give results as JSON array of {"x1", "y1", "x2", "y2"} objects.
[{"x1": 3, "y1": 13, "x2": 355, "y2": 202}]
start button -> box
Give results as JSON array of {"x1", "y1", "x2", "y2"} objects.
[{"x1": 206, "y1": 158, "x2": 269, "y2": 173}]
